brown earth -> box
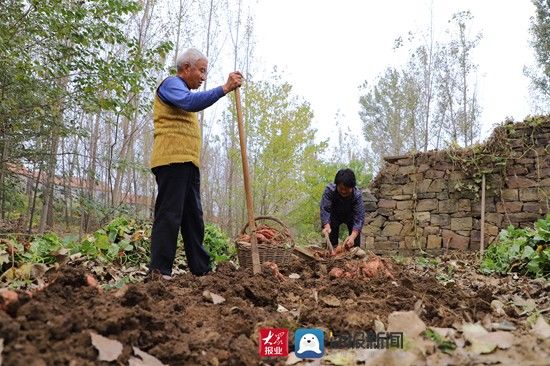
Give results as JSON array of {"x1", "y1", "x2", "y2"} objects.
[{"x1": 0, "y1": 254, "x2": 548, "y2": 365}]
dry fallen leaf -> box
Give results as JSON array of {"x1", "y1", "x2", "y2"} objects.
[
  {"x1": 462, "y1": 323, "x2": 495, "y2": 354},
  {"x1": 285, "y1": 352, "x2": 302, "y2": 365},
  {"x1": 277, "y1": 304, "x2": 289, "y2": 313},
  {"x1": 483, "y1": 331, "x2": 514, "y2": 349},
  {"x1": 90, "y1": 332, "x2": 123, "y2": 362},
  {"x1": 323, "y1": 350, "x2": 356, "y2": 366},
  {"x1": 30, "y1": 263, "x2": 48, "y2": 280},
  {"x1": 321, "y1": 294, "x2": 341, "y2": 307},
  {"x1": 413, "y1": 299, "x2": 423, "y2": 315},
  {"x1": 462, "y1": 323, "x2": 514, "y2": 354},
  {"x1": 348, "y1": 247, "x2": 367, "y2": 258},
  {"x1": 491, "y1": 300, "x2": 506, "y2": 316},
  {"x1": 425, "y1": 352, "x2": 455, "y2": 366},
  {"x1": 387, "y1": 311, "x2": 426, "y2": 338},
  {"x1": 358, "y1": 349, "x2": 419, "y2": 366},
  {"x1": 374, "y1": 319, "x2": 385, "y2": 333},
  {"x1": 531, "y1": 316, "x2": 550, "y2": 340},
  {"x1": 492, "y1": 320, "x2": 516, "y2": 331},
  {"x1": 0, "y1": 268, "x2": 16, "y2": 282},
  {"x1": 512, "y1": 295, "x2": 536, "y2": 315},
  {"x1": 202, "y1": 290, "x2": 225, "y2": 305},
  {"x1": 356, "y1": 349, "x2": 383, "y2": 363},
  {"x1": 429, "y1": 327, "x2": 455, "y2": 339},
  {"x1": 312, "y1": 289, "x2": 318, "y2": 303},
  {"x1": 129, "y1": 346, "x2": 167, "y2": 366},
  {"x1": 16, "y1": 263, "x2": 33, "y2": 280},
  {"x1": 0, "y1": 338, "x2": 4, "y2": 366}
]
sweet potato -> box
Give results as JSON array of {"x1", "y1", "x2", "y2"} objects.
[
  {"x1": 329, "y1": 267, "x2": 344, "y2": 278},
  {"x1": 360, "y1": 257, "x2": 394, "y2": 279},
  {"x1": 0, "y1": 288, "x2": 19, "y2": 311},
  {"x1": 86, "y1": 274, "x2": 103, "y2": 293},
  {"x1": 262, "y1": 261, "x2": 286, "y2": 282},
  {"x1": 236, "y1": 224, "x2": 290, "y2": 247}
]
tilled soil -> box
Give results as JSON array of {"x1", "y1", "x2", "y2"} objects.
[{"x1": 0, "y1": 255, "x2": 546, "y2": 365}]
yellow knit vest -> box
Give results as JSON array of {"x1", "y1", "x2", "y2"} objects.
[{"x1": 150, "y1": 95, "x2": 201, "y2": 169}]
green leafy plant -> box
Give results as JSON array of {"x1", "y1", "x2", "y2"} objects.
[
  {"x1": 102, "y1": 276, "x2": 132, "y2": 291},
  {"x1": 203, "y1": 223, "x2": 235, "y2": 264},
  {"x1": 424, "y1": 329, "x2": 456, "y2": 354},
  {"x1": 481, "y1": 214, "x2": 550, "y2": 278},
  {"x1": 75, "y1": 217, "x2": 151, "y2": 266},
  {"x1": 436, "y1": 265, "x2": 456, "y2": 285},
  {"x1": 391, "y1": 254, "x2": 407, "y2": 265},
  {"x1": 17, "y1": 233, "x2": 62, "y2": 264},
  {"x1": 1, "y1": 217, "x2": 238, "y2": 288},
  {"x1": 415, "y1": 256, "x2": 439, "y2": 268}
]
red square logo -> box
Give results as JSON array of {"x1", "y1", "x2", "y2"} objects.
[{"x1": 259, "y1": 328, "x2": 289, "y2": 357}]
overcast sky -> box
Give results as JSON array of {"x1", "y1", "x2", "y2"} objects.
[{"x1": 251, "y1": 0, "x2": 538, "y2": 149}]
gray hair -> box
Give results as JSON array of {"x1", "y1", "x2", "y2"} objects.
[{"x1": 176, "y1": 48, "x2": 207, "y2": 72}]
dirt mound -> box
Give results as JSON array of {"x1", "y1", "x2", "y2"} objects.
[{"x1": 0, "y1": 255, "x2": 506, "y2": 365}]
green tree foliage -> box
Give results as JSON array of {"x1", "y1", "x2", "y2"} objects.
[
  {"x1": 239, "y1": 73, "x2": 325, "y2": 217},
  {"x1": 1, "y1": 0, "x2": 142, "y2": 158},
  {"x1": 0, "y1": 0, "x2": 170, "y2": 224},
  {"x1": 359, "y1": 68, "x2": 413, "y2": 165},
  {"x1": 220, "y1": 71, "x2": 339, "y2": 237},
  {"x1": 528, "y1": 0, "x2": 550, "y2": 97}
]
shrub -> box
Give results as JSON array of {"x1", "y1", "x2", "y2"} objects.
[
  {"x1": 203, "y1": 223, "x2": 235, "y2": 264},
  {"x1": 481, "y1": 214, "x2": 550, "y2": 279}
]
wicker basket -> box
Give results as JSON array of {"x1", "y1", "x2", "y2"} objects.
[{"x1": 235, "y1": 216, "x2": 294, "y2": 269}]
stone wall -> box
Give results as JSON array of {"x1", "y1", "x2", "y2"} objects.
[{"x1": 362, "y1": 116, "x2": 550, "y2": 254}]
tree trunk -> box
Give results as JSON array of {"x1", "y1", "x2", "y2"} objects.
[
  {"x1": 38, "y1": 118, "x2": 60, "y2": 233},
  {"x1": 173, "y1": 0, "x2": 190, "y2": 66},
  {"x1": 28, "y1": 164, "x2": 42, "y2": 234},
  {"x1": 111, "y1": 113, "x2": 131, "y2": 209},
  {"x1": 60, "y1": 137, "x2": 71, "y2": 230},
  {"x1": 83, "y1": 113, "x2": 100, "y2": 233},
  {"x1": 0, "y1": 141, "x2": 7, "y2": 220}
]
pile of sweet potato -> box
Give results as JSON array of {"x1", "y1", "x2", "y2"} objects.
[
  {"x1": 307, "y1": 241, "x2": 362, "y2": 261},
  {"x1": 236, "y1": 225, "x2": 291, "y2": 246},
  {"x1": 328, "y1": 256, "x2": 394, "y2": 280}
]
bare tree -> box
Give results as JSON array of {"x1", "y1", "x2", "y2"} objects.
[{"x1": 450, "y1": 11, "x2": 482, "y2": 146}]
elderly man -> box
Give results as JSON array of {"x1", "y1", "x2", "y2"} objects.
[
  {"x1": 148, "y1": 48, "x2": 242, "y2": 279},
  {"x1": 320, "y1": 168, "x2": 366, "y2": 249}
]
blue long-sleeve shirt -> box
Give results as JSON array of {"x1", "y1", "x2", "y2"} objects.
[
  {"x1": 320, "y1": 183, "x2": 365, "y2": 232},
  {"x1": 157, "y1": 76, "x2": 225, "y2": 112}
]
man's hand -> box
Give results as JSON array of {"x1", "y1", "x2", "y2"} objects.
[
  {"x1": 222, "y1": 71, "x2": 243, "y2": 94},
  {"x1": 321, "y1": 224, "x2": 331, "y2": 236},
  {"x1": 343, "y1": 231, "x2": 358, "y2": 248}
]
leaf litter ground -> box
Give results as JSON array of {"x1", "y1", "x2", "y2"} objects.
[{"x1": 0, "y1": 253, "x2": 549, "y2": 365}]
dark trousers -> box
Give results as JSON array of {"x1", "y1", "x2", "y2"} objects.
[
  {"x1": 150, "y1": 163, "x2": 211, "y2": 276},
  {"x1": 329, "y1": 218, "x2": 361, "y2": 247}
]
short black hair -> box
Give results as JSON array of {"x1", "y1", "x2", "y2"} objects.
[{"x1": 334, "y1": 168, "x2": 356, "y2": 188}]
